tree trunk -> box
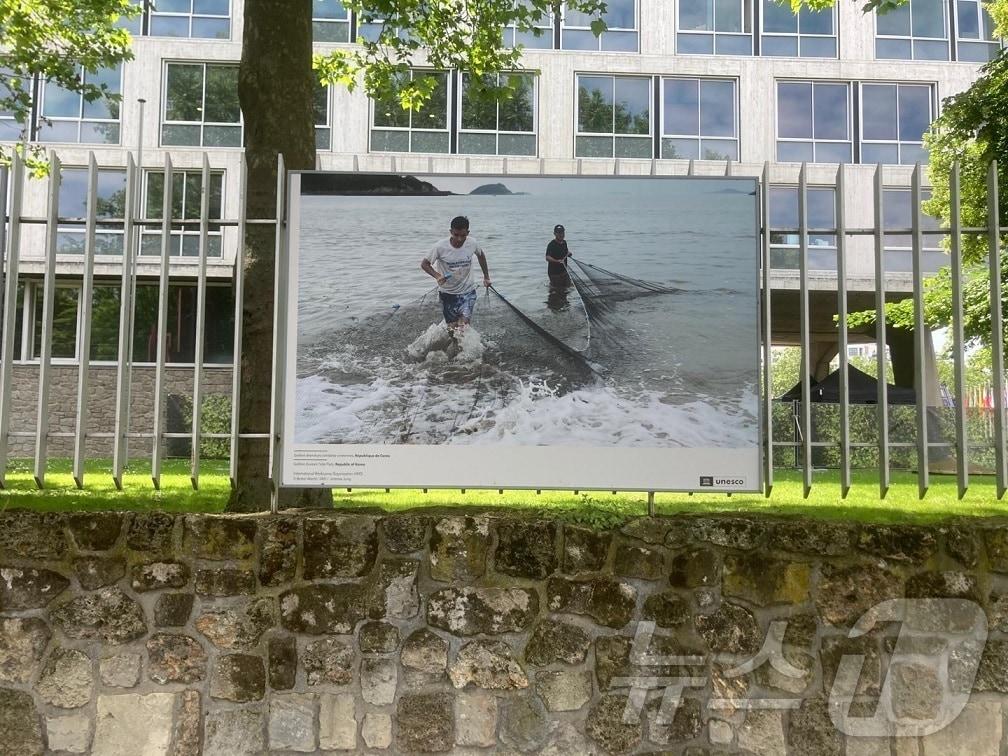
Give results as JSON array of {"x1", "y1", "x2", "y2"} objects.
[{"x1": 229, "y1": 0, "x2": 331, "y2": 511}]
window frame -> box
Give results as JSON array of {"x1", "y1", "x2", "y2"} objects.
[
  {"x1": 874, "y1": 0, "x2": 950, "y2": 60},
  {"x1": 560, "y1": 0, "x2": 640, "y2": 52},
  {"x1": 160, "y1": 61, "x2": 243, "y2": 148},
  {"x1": 148, "y1": 0, "x2": 231, "y2": 40},
  {"x1": 369, "y1": 69, "x2": 451, "y2": 154},
  {"x1": 659, "y1": 76, "x2": 740, "y2": 161},
  {"x1": 767, "y1": 184, "x2": 839, "y2": 270},
  {"x1": 140, "y1": 168, "x2": 226, "y2": 259},
  {"x1": 677, "y1": 0, "x2": 755, "y2": 56},
  {"x1": 953, "y1": 0, "x2": 1003, "y2": 61},
  {"x1": 312, "y1": 0, "x2": 352, "y2": 43},
  {"x1": 858, "y1": 82, "x2": 935, "y2": 166},
  {"x1": 36, "y1": 64, "x2": 123, "y2": 146},
  {"x1": 759, "y1": 0, "x2": 838, "y2": 58},
  {"x1": 55, "y1": 166, "x2": 128, "y2": 257},
  {"x1": 457, "y1": 72, "x2": 539, "y2": 157},
  {"x1": 574, "y1": 73, "x2": 654, "y2": 159},
  {"x1": 775, "y1": 79, "x2": 853, "y2": 164}
]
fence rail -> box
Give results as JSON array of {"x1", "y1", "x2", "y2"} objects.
[{"x1": 0, "y1": 151, "x2": 1005, "y2": 507}]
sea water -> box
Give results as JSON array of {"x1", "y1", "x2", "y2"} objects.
[{"x1": 293, "y1": 176, "x2": 760, "y2": 448}]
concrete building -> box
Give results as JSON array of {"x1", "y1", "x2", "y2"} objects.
[{"x1": 0, "y1": 0, "x2": 998, "y2": 453}]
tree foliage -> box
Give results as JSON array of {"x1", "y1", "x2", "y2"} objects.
[{"x1": 0, "y1": 0, "x2": 137, "y2": 172}]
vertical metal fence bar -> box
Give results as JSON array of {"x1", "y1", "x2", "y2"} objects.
[
  {"x1": 190, "y1": 155, "x2": 211, "y2": 489},
  {"x1": 911, "y1": 163, "x2": 929, "y2": 498},
  {"x1": 949, "y1": 161, "x2": 968, "y2": 498},
  {"x1": 72, "y1": 155, "x2": 100, "y2": 489},
  {"x1": 761, "y1": 163, "x2": 773, "y2": 495},
  {"x1": 798, "y1": 164, "x2": 812, "y2": 497},
  {"x1": 873, "y1": 165, "x2": 890, "y2": 497},
  {"x1": 269, "y1": 154, "x2": 287, "y2": 512},
  {"x1": 151, "y1": 157, "x2": 174, "y2": 489},
  {"x1": 836, "y1": 164, "x2": 851, "y2": 497},
  {"x1": 229, "y1": 156, "x2": 248, "y2": 488},
  {"x1": 0, "y1": 152, "x2": 25, "y2": 486},
  {"x1": 987, "y1": 161, "x2": 1007, "y2": 498},
  {"x1": 0, "y1": 166, "x2": 7, "y2": 311},
  {"x1": 112, "y1": 154, "x2": 138, "y2": 490},
  {"x1": 33, "y1": 152, "x2": 61, "y2": 488}
]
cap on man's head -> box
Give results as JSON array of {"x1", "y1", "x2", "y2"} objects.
[{"x1": 554, "y1": 224, "x2": 565, "y2": 233}]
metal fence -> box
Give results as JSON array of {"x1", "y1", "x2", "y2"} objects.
[{"x1": 0, "y1": 150, "x2": 1005, "y2": 503}]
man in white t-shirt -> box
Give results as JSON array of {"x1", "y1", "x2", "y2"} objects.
[{"x1": 420, "y1": 215, "x2": 492, "y2": 329}]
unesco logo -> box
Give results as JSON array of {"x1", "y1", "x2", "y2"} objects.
[
  {"x1": 699, "y1": 476, "x2": 745, "y2": 487},
  {"x1": 699, "y1": 476, "x2": 714, "y2": 486}
]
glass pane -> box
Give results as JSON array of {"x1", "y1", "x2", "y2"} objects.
[
  {"x1": 58, "y1": 170, "x2": 89, "y2": 218},
  {"x1": 410, "y1": 131, "x2": 449, "y2": 153},
  {"x1": 699, "y1": 80, "x2": 735, "y2": 136},
  {"x1": 370, "y1": 129, "x2": 410, "y2": 152},
  {"x1": 203, "y1": 125, "x2": 242, "y2": 146},
  {"x1": 957, "y1": 0, "x2": 979, "y2": 36},
  {"x1": 662, "y1": 137, "x2": 699, "y2": 158},
  {"x1": 876, "y1": 38, "x2": 913, "y2": 57},
  {"x1": 861, "y1": 84, "x2": 898, "y2": 140},
  {"x1": 958, "y1": 40, "x2": 999, "y2": 61},
  {"x1": 899, "y1": 143, "x2": 928, "y2": 165},
  {"x1": 877, "y1": 4, "x2": 911, "y2": 35},
  {"x1": 514, "y1": 29, "x2": 552, "y2": 48},
  {"x1": 615, "y1": 135, "x2": 652, "y2": 158},
  {"x1": 90, "y1": 287, "x2": 121, "y2": 361},
  {"x1": 36, "y1": 121, "x2": 80, "y2": 143},
  {"x1": 34, "y1": 288, "x2": 79, "y2": 359},
  {"x1": 564, "y1": 7, "x2": 594, "y2": 26},
  {"x1": 575, "y1": 135, "x2": 613, "y2": 157},
  {"x1": 42, "y1": 81, "x2": 80, "y2": 118},
  {"x1": 313, "y1": 20, "x2": 350, "y2": 42},
  {"x1": 777, "y1": 140, "x2": 814, "y2": 162},
  {"x1": 799, "y1": 36, "x2": 836, "y2": 56},
  {"x1": 183, "y1": 173, "x2": 202, "y2": 218},
  {"x1": 800, "y1": 6, "x2": 833, "y2": 33},
  {"x1": 150, "y1": 15, "x2": 191, "y2": 36},
  {"x1": 762, "y1": 36, "x2": 799, "y2": 55},
  {"x1": 614, "y1": 78, "x2": 650, "y2": 135},
  {"x1": 563, "y1": 29, "x2": 599, "y2": 49},
  {"x1": 763, "y1": 0, "x2": 796, "y2": 33},
  {"x1": 57, "y1": 231, "x2": 85, "y2": 254},
  {"x1": 195, "y1": 0, "x2": 229, "y2": 13},
  {"x1": 678, "y1": 33, "x2": 714, "y2": 53},
  {"x1": 814, "y1": 141, "x2": 851, "y2": 163},
  {"x1": 314, "y1": 0, "x2": 348, "y2": 20},
  {"x1": 700, "y1": 138, "x2": 738, "y2": 159},
  {"x1": 372, "y1": 72, "x2": 410, "y2": 128},
  {"x1": 165, "y1": 65, "x2": 204, "y2": 121},
  {"x1": 777, "y1": 82, "x2": 812, "y2": 139},
  {"x1": 897, "y1": 85, "x2": 931, "y2": 142},
  {"x1": 458, "y1": 132, "x2": 498, "y2": 154},
  {"x1": 914, "y1": 39, "x2": 948, "y2": 58},
  {"x1": 414, "y1": 72, "x2": 448, "y2": 130},
  {"x1": 95, "y1": 232, "x2": 124, "y2": 256},
  {"x1": 680, "y1": 0, "x2": 713, "y2": 31},
  {"x1": 158, "y1": 0, "x2": 191, "y2": 11},
  {"x1": 498, "y1": 133, "x2": 536, "y2": 155},
  {"x1": 97, "y1": 171, "x2": 127, "y2": 218},
  {"x1": 715, "y1": 33, "x2": 753, "y2": 53},
  {"x1": 498, "y1": 75, "x2": 534, "y2": 132},
  {"x1": 191, "y1": 18, "x2": 231, "y2": 39},
  {"x1": 663, "y1": 79, "x2": 699, "y2": 135},
  {"x1": 769, "y1": 187, "x2": 798, "y2": 227},
  {"x1": 79, "y1": 121, "x2": 120, "y2": 144},
  {"x1": 812, "y1": 83, "x2": 848, "y2": 140},
  {"x1": 314, "y1": 83, "x2": 329, "y2": 126},
  {"x1": 807, "y1": 188, "x2": 836, "y2": 228},
  {"x1": 578, "y1": 76, "x2": 614, "y2": 133},
  {"x1": 715, "y1": 0, "x2": 744, "y2": 32},
  {"x1": 606, "y1": 0, "x2": 636, "y2": 28},
  {"x1": 912, "y1": 0, "x2": 946, "y2": 37},
  {"x1": 601, "y1": 31, "x2": 639, "y2": 51},
  {"x1": 204, "y1": 66, "x2": 240, "y2": 122},
  {"x1": 460, "y1": 74, "x2": 498, "y2": 130}
]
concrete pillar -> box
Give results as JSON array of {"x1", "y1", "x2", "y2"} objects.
[{"x1": 809, "y1": 339, "x2": 839, "y2": 383}]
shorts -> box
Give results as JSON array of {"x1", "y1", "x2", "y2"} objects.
[{"x1": 439, "y1": 289, "x2": 477, "y2": 323}]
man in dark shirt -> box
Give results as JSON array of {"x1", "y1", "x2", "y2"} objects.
[{"x1": 545, "y1": 224, "x2": 572, "y2": 286}]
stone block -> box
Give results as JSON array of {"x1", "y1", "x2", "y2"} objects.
[
  {"x1": 667, "y1": 547, "x2": 721, "y2": 588},
  {"x1": 172, "y1": 690, "x2": 201, "y2": 756},
  {"x1": 427, "y1": 586, "x2": 538, "y2": 636},
  {"x1": 643, "y1": 590, "x2": 691, "y2": 627},
  {"x1": 501, "y1": 695, "x2": 549, "y2": 752},
  {"x1": 397, "y1": 692, "x2": 454, "y2": 753},
  {"x1": 524, "y1": 618, "x2": 591, "y2": 665},
  {"x1": 0, "y1": 617, "x2": 51, "y2": 684},
  {"x1": 303, "y1": 637, "x2": 354, "y2": 685},
  {"x1": 889, "y1": 662, "x2": 942, "y2": 721},
  {"x1": 919, "y1": 700, "x2": 1002, "y2": 755},
  {"x1": 723, "y1": 553, "x2": 811, "y2": 606},
  {"x1": 146, "y1": 633, "x2": 207, "y2": 684},
  {"x1": 67, "y1": 512, "x2": 123, "y2": 551},
  {"x1": 449, "y1": 639, "x2": 529, "y2": 690},
  {"x1": 72, "y1": 557, "x2": 125, "y2": 590},
  {"x1": 37, "y1": 647, "x2": 93, "y2": 708},
  {"x1": 303, "y1": 515, "x2": 377, "y2": 579},
  {"x1": 279, "y1": 583, "x2": 372, "y2": 634},
  {"x1": 183, "y1": 516, "x2": 256, "y2": 560},
  {"x1": 787, "y1": 694, "x2": 843, "y2": 756},
  {"x1": 51, "y1": 587, "x2": 146, "y2": 645},
  {"x1": 374, "y1": 558, "x2": 420, "y2": 619},
  {"x1": 737, "y1": 709, "x2": 786, "y2": 756},
  {"x1": 455, "y1": 690, "x2": 497, "y2": 747},
  {"x1": 817, "y1": 563, "x2": 903, "y2": 628},
  {"x1": 194, "y1": 568, "x2": 256, "y2": 597},
  {"x1": 613, "y1": 542, "x2": 666, "y2": 579},
  {"x1": 99, "y1": 654, "x2": 140, "y2": 688},
  {"x1": 363, "y1": 711, "x2": 392, "y2": 749},
  {"x1": 46, "y1": 713, "x2": 91, "y2": 753},
  {"x1": 269, "y1": 693, "x2": 316, "y2": 752},
  {"x1": 536, "y1": 670, "x2": 592, "y2": 711},
  {"x1": 268, "y1": 634, "x2": 297, "y2": 690},
  {"x1": 857, "y1": 525, "x2": 937, "y2": 563},
  {"x1": 258, "y1": 517, "x2": 298, "y2": 586},
  {"x1": 92, "y1": 693, "x2": 177, "y2": 756},
  {"x1": 429, "y1": 516, "x2": 489, "y2": 582},
  {"x1": 361, "y1": 658, "x2": 397, "y2": 704},
  {"x1": 621, "y1": 517, "x2": 675, "y2": 545},
  {"x1": 319, "y1": 692, "x2": 357, "y2": 751},
  {"x1": 380, "y1": 514, "x2": 430, "y2": 553},
  {"x1": 130, "y1": 561, "x2": 190, "y2": 592},
  {"x1": 0, "y1": 566, "x2": 69, "y2": 610},
  {"x1": 210, "y1": 654, "x2": 265, "y2": 702},
  {"x1": 153, "y1": 593, "x2": 194, "y2": 627},
  {"x1": 359, "y1": 621, "x2": 400, "y2": 654},
  {"x1": 195, "y1": 597, "x2": 276, "y2": 649},
  {"x1": 585, "y1": 693, "x2": 642, "y2": 754},
  {"x1": 401, "y1": 628, "x2": 448, "y2": 673},
  {"x1": 203, "y1": 708, "x2": 264, "y2": 756},
  {"x1": 494, "y1": 519, "x2": 557, "y2": 579},
  {"x1": 546, "y1": 576, "x2": 637, "y2": 628},
  {"x1": 943, "y1": 526, "x2": 979, "y2": 568},
  {"x1": 125, "y1": 512, "x2": 175, "y2": 555},
  {"x1": 822, "y1": 634, "x2": 882, "y2": 697},
  {"x1": 695, "y1": 602, "x2": 762, "y2": 654},
  {"x1": 646, "y1": 696, "x2": 702, "y2": 746},
  {"x1": 0, "y1": 688, "x2": 43, "y2": 756},
  {"x1": 563, "y1": 525, "x2": 612, "y2": 573},
  {"x1": 709, "y1": 718, "x2": 733, "y2": 745},
  {"x1": 766, "y1": 521, "x2": 854, "y2": 556}
]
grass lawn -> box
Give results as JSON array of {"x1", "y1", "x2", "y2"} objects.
[{"x1": 1, "y1": 458, "x2": 1006, "y2": 526}]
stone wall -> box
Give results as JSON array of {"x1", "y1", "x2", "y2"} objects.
[
  {"x1": 7, "y1": 365, "x2": 233, "y2": 457},
  {"x1": 1, "y1": 509, "x2": 1007, "y2": 754}
]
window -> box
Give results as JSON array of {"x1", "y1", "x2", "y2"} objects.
[
  {"x1": 562, "y1": 0, "x2": 639, "y2": 51},
  {"x1": 768, "y1": 186, "x2": 837, "y2": 270},
  {"x1": 315, "y1": 83, "x2": 331, "y2": 150},
  {"x1": 162, "y1": 63, "x2": 242, "y2": 147},
  {"x1": 370, "y1": 70, "x2": 449, "y2": 153},
  {"x1": 37, "y1": 65, "x2": 122, "y2": 145},
  {"x1": 459, "y1": 73, "x2": 536, "y2": 156},
  {"x1": 761, "y1": 0, "x2": 836, "y2": 57},
  {"x1": 503, "y1": 0, "x2": 554, "y2": 48},
  {"x1": 575, "y1": 74, "x2": 651, "y2": 158},
  {"x1": 956, "y1": 0, "x2": 1001, "y2": 61},
  {"x1": 313, "y1": 0, "x2": 351, "y2": 42},
  {"x1": 776, "y1": 81, "x2": 851, "y2": 163},
  {"x1": 57, "y1": 168, "x2": 127, "y2": 256},
  {"x1": 141, "y1": 170, "x2": 224, "y2": 258},
  {"x1": 860, "y1": 83, "x2": 933, "y2": 165},
  {"x1": 876, "y1": 0, "x2": 948, "y2": 60},
  {"x1": 0, "y1": 66, "x2": 30, "y2": 141},
  {"x1": 14, "y1": 280, "x2": 234, "y2": 364},
  {"x1": 661, "y1": 77, "x2": 738, "y2": 160},
  {"x1": 678, "y1": 0, "x2": 753, "y2": 55},
  {"x1": 882, "y1": 188, "x2": 946, "y2": 273},
  {"x1": 150, "y1": 0, "x2": 230, "y2": 39}
]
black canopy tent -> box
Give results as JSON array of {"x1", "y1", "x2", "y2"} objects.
[{"x1": 777, "y1": 364, "x2": 916, "y2": 405}]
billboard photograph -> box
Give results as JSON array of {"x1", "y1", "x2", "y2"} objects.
[{"x1": 281, "y1": 172, "x2": 760, "y2": 491}]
